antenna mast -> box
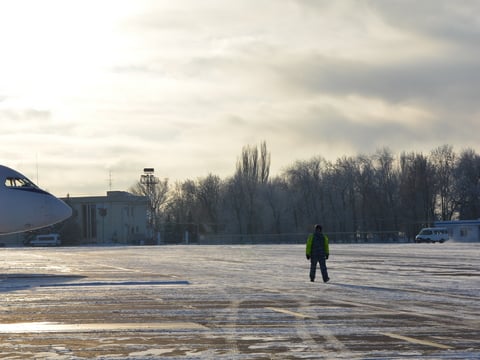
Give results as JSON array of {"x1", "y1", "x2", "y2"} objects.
[{"x1": 108, "y1": 170, "x2": 113, "y2": 191}]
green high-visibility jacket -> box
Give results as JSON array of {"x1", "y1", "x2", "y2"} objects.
[{"x1": 306, "y1": 233, "x2": 329, "y2": 257}]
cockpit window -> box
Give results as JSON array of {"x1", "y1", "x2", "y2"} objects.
[{"x1": 5, "y1": 177, "x2": 38, "y2": 188}]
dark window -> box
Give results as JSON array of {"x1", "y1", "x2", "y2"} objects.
[{"x1": 82, "y1": 204, "x2": 97, "y2": 240}]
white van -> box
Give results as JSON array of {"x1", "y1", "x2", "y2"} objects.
[
  {"x1": 29, "y1": 233, "x2": 61, "y2": 247},
  {"x1": 415, "y1": 227, "x2": 448, "y2": 244}
]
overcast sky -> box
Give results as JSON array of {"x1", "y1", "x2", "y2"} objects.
[{"x1": 1, "y1": 0, "x2": 479, "y2": 196}]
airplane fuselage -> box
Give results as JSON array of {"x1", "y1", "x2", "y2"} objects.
[{"x1": 0, "y1": 165, "x2": 72, "y2": 235}]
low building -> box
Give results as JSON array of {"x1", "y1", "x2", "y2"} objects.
[
  {"x1": 434, "y1": 220, "x2": 480, "y2": 242},
  {"x1": 64, "y1": 191, "x2": 149, "y2": 245}
]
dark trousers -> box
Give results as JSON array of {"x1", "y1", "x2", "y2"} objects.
[{"x1": 310, "y1": 254, "x2": 329, "y2": 282}]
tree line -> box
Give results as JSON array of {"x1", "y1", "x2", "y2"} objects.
[{"x1": 130, "y1": 142, "x2": 480, "y2": 243}]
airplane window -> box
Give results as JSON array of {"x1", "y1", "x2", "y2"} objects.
[{"x1": 5, "y1": 177, "x2": 37, "y2": 188}]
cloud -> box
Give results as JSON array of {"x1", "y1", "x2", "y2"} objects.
[
  {"x1": 369, "y1": 0, "x2": 480, "y2": 45},
  {"x1": 1, "y1": 108, "x2": 50, "y2": 123},
  {"x1": 275, "y1": 53, "x2": 480, "y2": 111}
]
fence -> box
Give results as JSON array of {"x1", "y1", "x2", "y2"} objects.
[{"x1": 194, "y1": 231, "x2": 408, "y2": 245}]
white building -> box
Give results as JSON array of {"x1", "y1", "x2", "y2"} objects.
[
  {"x1": 434, "y1": 220, "x2": 480, "y2": 242},
  {"x1": 64, "y1": 191, "x2": 149, "y2": 245}
]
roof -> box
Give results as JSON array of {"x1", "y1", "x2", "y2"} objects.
[
  {"x1": 435, "y1": 220, "x2": 480, "y2": 226},
  {"x1": 62, "y1": 191, "x2": 149, "y2": 204}
]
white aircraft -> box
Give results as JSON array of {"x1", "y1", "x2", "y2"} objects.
[{"x1": 0, "y1": 165, "x2": 72, "y2": 235}]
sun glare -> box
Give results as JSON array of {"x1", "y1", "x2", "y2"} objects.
[{"x1": 0, "y1": 1, "x2": 137, "y2": 106}]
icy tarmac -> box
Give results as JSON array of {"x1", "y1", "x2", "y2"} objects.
[{"x1": 0, "y1": 243, "x2": 478, "y2": 359}]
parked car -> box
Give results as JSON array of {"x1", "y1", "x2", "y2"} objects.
[
  {"x1": 27, "y1": 233, "x2": 61, "y2": 247},
  {"x1": 415, "y1": 227, "x2": 448, "y2": 243}
]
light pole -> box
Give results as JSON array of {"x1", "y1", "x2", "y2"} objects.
[{"x1": 140, "y1": 168, "x2": 159, "y2": 242}]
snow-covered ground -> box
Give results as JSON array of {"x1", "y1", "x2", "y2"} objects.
[{"x1": 0, "y1": 243, "x2": 478, "y2": 359}]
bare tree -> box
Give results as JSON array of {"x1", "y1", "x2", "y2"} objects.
[
  {"x1": 196, "y1": 174, "x2": 222, "y2": 233},
  {"x1": 224, "y1": 174, "x2": 246, "y2": 234},
  {"x1": 259, "y1": 141, "x2": 271, "y2": 184},
  {"x1": 454, "y1": 148, "x2": 480, "y2": 219},
  {"x1": 333, "y1": 156, "x2": 359, "y2": 233},
  {"x1": 374, "y1": 148, "x2": 399, "y2": 231},
  {"x1": 129, "y1": 177, "x2": 169, "y2": 231},
  {"x1": 399, "y1": 152, "x2": 436, "y2": 237},
  {"x1": 261, "y1": 176, "x2": 290, "y2": 234},
  {"x1": 431, "y1": 145, "x2": 457, "y2": 220},
  {"x1": 283, "y1": 156, "x2": 325, "y2": 230},
  {"x1": 231, "y1": 141, "x2": 272, "y2": 234},
  {"x1": 355, "y1": 155, "x2": 377, "y2": 233}
]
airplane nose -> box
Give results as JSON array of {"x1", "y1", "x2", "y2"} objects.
[{"x1": 48, "y1": 196, "x2": 72, "y2": 224}]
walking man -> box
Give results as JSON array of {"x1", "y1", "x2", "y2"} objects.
[{"x1": 306, "y1": 224, "x2": 330, "y2": 283}]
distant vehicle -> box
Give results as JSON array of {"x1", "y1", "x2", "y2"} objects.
[
  {"x1": 0, "y1": 165, "x2": 72, "y2": 235},
  {"x1": 28, "y1": 233, "x2": 61, "y2": 247},
  {"x1": 415, "y1": 227, "x2": 448, "y2": 243}
]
